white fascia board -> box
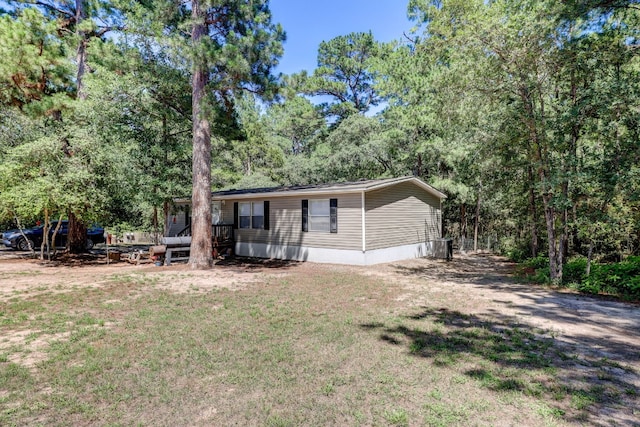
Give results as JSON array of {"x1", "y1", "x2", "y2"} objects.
[
  {"x1": 211, "y1": 187, "x2": 366, "y2": 201},
  {"x1": 175, "y1": 177, "x2": 446, "y2": 203},
  {"x1": 216, "y1": 178, "x2": 447, "y2": 201}
]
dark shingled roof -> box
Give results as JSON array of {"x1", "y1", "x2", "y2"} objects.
[
  {"x1": 174, "y1": 177, "x2": 446, "y2": 202},
  {"x1": 212, "y1": 178, "x2": 397, "y2": 196}
]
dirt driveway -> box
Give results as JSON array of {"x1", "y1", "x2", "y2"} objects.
[
  {"x1": 1, "y1": 249, "x2": 638, "y2": 424},
  {"x1": 372, "y1": 254, "x2": 640, "y2": 425},
  {"x1": 377, "y1": 254, "x2": 640, "y2": 362}
]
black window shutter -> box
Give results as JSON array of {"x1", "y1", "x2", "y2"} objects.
[
  {"x1": 330, "y1": 198, "x2": 338, "y2": 233},
  {"x1": 263, "y1": 201, "x2": 270, "y2": 230},
  {"x1": 233, "y1": 202, "x2": 238, "y2": 229},
  {"x1": 302, "y1": 199, "x2": 308, "y2": 232}
]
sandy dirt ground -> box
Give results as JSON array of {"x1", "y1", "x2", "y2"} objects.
[
  {"x1": 1, "y1": 249, "x2": 638, "y2": 424},
  {"x1": 373, "y1": 255, "x2": 640, "y2": 363},
  {"x1": 369, "y1": 254, "x2": 640, "y2": 426}
]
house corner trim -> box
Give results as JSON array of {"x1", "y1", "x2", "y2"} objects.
[{"x1": 361, "y1": 191, "x2": 366, "y2": 252}]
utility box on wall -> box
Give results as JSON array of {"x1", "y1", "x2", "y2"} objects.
[{"x1": 430, "y1": 238, "x2": 453, "y2": 260}]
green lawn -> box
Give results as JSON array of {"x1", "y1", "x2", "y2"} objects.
[{"x1": 0, "y1": 261, "x2": 635, "y2": 426}]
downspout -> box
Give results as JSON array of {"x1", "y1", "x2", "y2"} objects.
[{"x1": 361, "y1": 191, "x2": 366, "y2": 253}]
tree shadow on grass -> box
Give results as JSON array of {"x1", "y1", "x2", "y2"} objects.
[
  {"x1": 363, "y1": 308, "x2": 555, "y2": 370},
  {"x1": 393, "y1": 254, "x2": 640, "y2": 363},
  {"x1": 361, "y1": 307, "x2": 639, "y2": 425}
]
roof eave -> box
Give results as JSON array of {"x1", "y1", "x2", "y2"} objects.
[
  {"x1": 174, "y1": 177, "x2": 447, "y2": 203},
  {"x1": 211, "y1": 187, "x2": 366, "y2": 200}
]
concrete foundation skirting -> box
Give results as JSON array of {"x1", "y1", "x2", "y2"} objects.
[{"x1": 235, "y1": 242, "x2": 435, "y2": 266}]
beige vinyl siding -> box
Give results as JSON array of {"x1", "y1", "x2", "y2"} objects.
[
  {"x1": 365, "y1": 181, "x2": 441, "y2": 250},
  {"x1": 220, "y1": 201, "x2": 234, "y2": 226},
  {"x1": 223, "y1": 194, "x2": 362, "y2": 251}
]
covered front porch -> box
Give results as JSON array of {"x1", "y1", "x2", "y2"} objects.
[{"x1": 161, "y1": 224, "x2": 235, "y2": 265}]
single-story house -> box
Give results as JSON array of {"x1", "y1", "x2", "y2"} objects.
[{"x1": 167, "y1": 176, "x2": 446, "y2": 265}]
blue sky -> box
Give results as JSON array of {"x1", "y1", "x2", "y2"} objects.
[{"x1": 269, "y1": 0, "x2": 414, "y2": 75}]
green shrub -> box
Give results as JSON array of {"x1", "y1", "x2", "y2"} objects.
[
  {"x1": 519, "y1": 255, "x2": 640, "y2": 300},
  {"x1": 576, "y1": 256, "x2": 640, "y2": 299},
  {"x1": 507, "y1": 248, "x2": 531, "y2": 263},
  {"x1": 500, "y1": 238, "x2": 531, "y2": 263},
  {"x1": 516, "y1": 256, "x2": 550, "y2": 284},
  {"x1": 577, "y1": 279, "x2": 602, "y2": 295},
  {"x1": 562, "y1": 258, "x2": 587, "y2": 286},
  {"x1": 523, "y1": 256, "x2": 549, "y2": 270},
  {"x1": 623, "y1": 276, "x2": 640, "y2": 298},
  {"x1": 533, "y1": 267, "x2": 551, "y2": 283}
]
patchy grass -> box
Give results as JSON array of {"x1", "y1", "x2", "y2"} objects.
[{"x1": 0, "y1": 261, "x2": 637, "y2": 426}]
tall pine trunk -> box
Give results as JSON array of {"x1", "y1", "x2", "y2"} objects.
[
  {"x1": 520, "y1": 83, "x2": 564, "y2": 283},
  {"x1": 67, "y1": 0, "x2": 89, "y2": 254},
  {"x1": 188, "y1": 0, "x2": 213, "y2": 268},
  {"x1": 542, "y1": 197, "x2": 560, "y2": 283},
  {"x1": 68, "y1": 211, "x2": 87, "y2": 254},
  {"x1": 75, "y1": 0, "x2": 87, "y2": 101},
  {"x1": 473, "y1": 185, "x2": 481, "y2": 252},
  {"x1": 460, "y1": 204, "x2": 467, "y2": 251},
  {"x1": 527, "y1": 166, "x2": 539, "y2": 257}
]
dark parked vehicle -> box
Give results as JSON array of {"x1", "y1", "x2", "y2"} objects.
[
  {"x1": 0, "y1": 229, "x2": 19, "y2": 241},
  {"x1": 1, "y1": 221, "x2": 105, "y2": 251}
]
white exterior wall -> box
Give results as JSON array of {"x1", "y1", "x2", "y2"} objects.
[{"x1": 235, "y1": 241, "x2": 435, "y2": 266}]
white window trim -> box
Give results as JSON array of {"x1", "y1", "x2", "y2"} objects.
[
  {"x1": 239, "y1": 201, "x2": 265, "y2": 230},
  {"x1": 308, "y1": 199, "x2": 331, "y2": 233}
]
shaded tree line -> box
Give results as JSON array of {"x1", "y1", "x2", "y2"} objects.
[{"x1": 0, "y1": 0, "x2": 638, "y2": 277}]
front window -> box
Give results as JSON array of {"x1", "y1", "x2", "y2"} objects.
[
  {"x1": 309, "y1": 199, "x2": 330, "y2": 232},
  {"x1": 239, "y1": 202, "x2": 264, "y2": 229},
  {"x1": 251, "y1": 202, "x2": 264, "y2": 229}
]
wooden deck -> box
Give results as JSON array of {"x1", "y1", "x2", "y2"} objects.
[{"x1": 164, "y1": 224, "x2": 235, "y2": 265}]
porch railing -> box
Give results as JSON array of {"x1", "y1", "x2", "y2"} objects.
[{"x1": 176, "y1": 224, "x2": 234, "y2": 241}]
